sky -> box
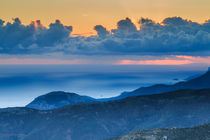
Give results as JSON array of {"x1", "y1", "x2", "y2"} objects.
[
  {"x1": 0, "y1": 16, "x2": 210, "y2": 66},
  {"x1": 0, "y1": 0, "x2": 210, "y2": 34},
  {"x1": 0, "y1": 0, "x2": 210, "y2": 69},
  {"x1": 0, "y1": 0, "x2": 210, "y2": 107}
]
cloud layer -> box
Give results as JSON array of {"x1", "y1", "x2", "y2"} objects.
[{"x1": 0, "y1": 17, "x2": 210, "y2": 55}]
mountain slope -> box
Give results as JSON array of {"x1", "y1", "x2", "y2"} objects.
[
  {"x1": 113, "y1": 68, "x2": 210, "y2": 99},
  {"x1": 25, "y1": 68, "x2": 210, "y2": 109},
  {"x1": 108, "y1": 123, "x2": 210, "y2": 140},
  {"x1": 2, "y1": 89, "x2": 210, "y2": 140},
  {"x1": 26, "y1": 91, "x2": 96, "y2": 110}
]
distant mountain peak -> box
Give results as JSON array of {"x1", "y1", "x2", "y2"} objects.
[
  {"x1": 113, "y1": 68, "x2": 210, "y2": 99},
  {"x1": 45, "y1": 91, "x2": 73, "y2": 95},
  {"x1": 26, "y1": 67, "x2": 210, "y2": 110},
  {"x1": 26, "y1": 91, "x2": 95, "y2": 110},
  {"x1": 41, "y1": 91, "x2": 82, "y2": 99}
]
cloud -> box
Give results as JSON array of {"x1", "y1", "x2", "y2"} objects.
[
  {"x1": 115, "y1": 55, "x2": 210, "y2": 65},
  {"x1": 111, "y1": 17, "x2": 138, "y2": 35},
  {"x1": 116, "y1": 59, "x2": 193, "y2": 65},
  {"x1": 0, "y1": 54, "x2": 210, "y2": 65},
  {"x1": 94, "y1": 25, "x2": 110, "y2": 37},
  {"x1": 0, "y1": 17, "x2": 210, "y2": 56},
  {"x1": 175, "y1": 55, "x2": 210, "y2": 64},
  {"x1": 0, "y1": 58, "x2": 88, "y2": 65},
  {"x1": 0, "y1": 18, "x2": 72, "y2": 54}
]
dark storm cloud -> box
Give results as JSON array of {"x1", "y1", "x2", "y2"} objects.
[{"x1": 0, "y1": 17, "x2": 210, "y2": 55}]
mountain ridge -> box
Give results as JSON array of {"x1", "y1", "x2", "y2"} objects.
[
  {"x1": 26, "y1": 68, "x2": 210, "y2": 110},
  {"x1": 2, "y1": 88, "x2": 210, "y2": 140},
  {"x1": 111, "y1": 68, "x2": 210, "y2": 99}
]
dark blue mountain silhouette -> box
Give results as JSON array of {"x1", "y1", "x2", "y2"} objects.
[
  {"x1": 26, "y1": 91, "x2": 96, "y2": 110},
  {"x1": 26, "y1": 68, "x2": 210, "y2": 110},
  {"x1": 104, "y1": 67, "x2": 210, "y2": 100}
]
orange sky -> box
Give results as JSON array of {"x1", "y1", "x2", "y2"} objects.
[{"x1": 0, "y1": 0, "x2": 210, "y2": 35}]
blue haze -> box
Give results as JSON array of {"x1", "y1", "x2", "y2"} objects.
[{"x1": 0, "y1": 65, "x2": 206, "y2": 107}]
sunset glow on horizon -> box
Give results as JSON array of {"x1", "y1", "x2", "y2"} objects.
[
  {"x1": 0, "y1": 56, "x2": 210, "y2": 66},
  {"x1": 116, "y1": 56, "x2": 210, "y2": 65}
]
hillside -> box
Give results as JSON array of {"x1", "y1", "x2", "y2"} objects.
[
  {"x1": 108, "y1": 123, "x2": 210, "y2": 140},
  {"x1": 1, "y1": 89, "x2": 210, "y2": 139}
]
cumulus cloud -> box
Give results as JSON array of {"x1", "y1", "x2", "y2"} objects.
[
  {"x1": 0, "y1": 17, "x2": 210, "y2": 55},
  {"x1": 111, "y1": 17, "x2": 138, "y2": 35},
  {"x1": 0, "y1": 18, "x2": 72, "y2": 54},
  {"x1": 94, "y1": 25, "x2": 109, "y2": 37}
]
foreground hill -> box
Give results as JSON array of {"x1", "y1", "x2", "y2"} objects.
[
  {"x1": 26, "y1": 91, "x2": 96, "y2": 110},
  {"x1": 1, "y1": 89, "x2": 210, "y2": 139},
  {"x1": 108, "y1": 123, "x2": 210, "y2": 140},
  {"x1": 112, "y1": 68, "x2": 210, "y2": 99}
]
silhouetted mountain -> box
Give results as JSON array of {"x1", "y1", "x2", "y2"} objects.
[
  {"x1": 25, "y1": 68, "x2": 210, "y2": 109},
  {"x1": 1, "y1": 89, "x2": 210, "y2": 140},
  {"x1": 107, "y1": 123, "x2": 210, "y2": 140},
  {"x1": 26, "y1": 91, "x2": 96, "y2": 110},
  {"x1": 112, "y1": 68, "x2": 210, "y2": 99}
]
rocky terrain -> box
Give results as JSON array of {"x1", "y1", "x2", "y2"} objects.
[{"x1": 108, "y1": 123, "x2": 210, "y2": 140}]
